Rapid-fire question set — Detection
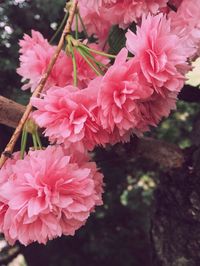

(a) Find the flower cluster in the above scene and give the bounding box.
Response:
[32,14,188,149]
[0,146,103,245]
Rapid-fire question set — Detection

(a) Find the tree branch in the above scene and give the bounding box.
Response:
[0,96,25,128]
[115,136,184,169]
[135,137,184,168]
[0,95,184,169]
[0,0,78,169]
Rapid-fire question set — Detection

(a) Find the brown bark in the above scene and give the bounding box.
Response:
[136,137,184,169]
[151,113,200,266]
[151,146,200,266]
[0,96,25,128]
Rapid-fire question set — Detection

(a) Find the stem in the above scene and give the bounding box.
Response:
[68,38,78,86]
[20,129,28,159]
[75,12,79,40]
[81,44,117,59]
[50,11,69,44]
[79,47,105,75]
[77,11,89,39]
[20,129,25,156]
[77,47,102,76]
[0,0,78,169]
[72,49,78,86]
[35,130,42,149]
[32,134,38,150]
[79,46,109,69]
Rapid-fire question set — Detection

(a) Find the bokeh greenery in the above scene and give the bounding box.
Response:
[0,1,199,265]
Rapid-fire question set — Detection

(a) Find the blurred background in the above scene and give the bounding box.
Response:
[0,1,199,265]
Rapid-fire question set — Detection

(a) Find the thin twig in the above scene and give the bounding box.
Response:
[50,11,69,44]
[0,0,78,169]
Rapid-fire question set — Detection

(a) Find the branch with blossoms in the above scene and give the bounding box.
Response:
[0,0,199,246]
[0,95,184,169]
[0,0,78,168]
[1,84,199,129]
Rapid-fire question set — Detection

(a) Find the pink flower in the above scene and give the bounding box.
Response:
[135,91,177,132]
[0,145,103,246]
[126,14,188,95]
[18,30,49,54]
[97,48,153,136]
[78,0,116,11]
[17,30,73,92]
[102,0,168,29]
[169,0,200,58]
[0,153,20,232]
[31,84,109,150]
[78,0,103,12]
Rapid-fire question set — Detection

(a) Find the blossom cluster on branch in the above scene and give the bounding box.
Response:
[0,0,200,246]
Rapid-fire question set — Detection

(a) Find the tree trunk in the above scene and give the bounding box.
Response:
[152,145,200,266]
